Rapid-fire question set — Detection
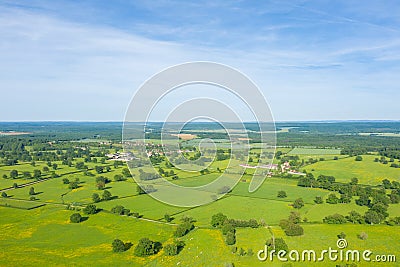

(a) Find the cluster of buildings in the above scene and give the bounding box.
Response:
[239,162,305,177]
[106,152,135,161]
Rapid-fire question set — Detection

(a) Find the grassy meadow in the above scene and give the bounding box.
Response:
[0,138,399,266]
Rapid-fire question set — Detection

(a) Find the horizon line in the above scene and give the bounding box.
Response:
[0,119,400,123]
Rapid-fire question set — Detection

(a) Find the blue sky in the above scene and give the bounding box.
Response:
[0,0,399,121]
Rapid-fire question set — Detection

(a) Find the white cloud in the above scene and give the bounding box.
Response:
[0,2,399,121]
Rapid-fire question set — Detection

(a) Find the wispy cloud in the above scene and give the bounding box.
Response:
[0,1,399,121]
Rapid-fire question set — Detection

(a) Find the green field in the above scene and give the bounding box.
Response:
[288,147,341,155]
[1,137,399,266]
[304,155,400,185]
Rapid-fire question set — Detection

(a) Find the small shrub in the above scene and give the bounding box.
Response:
[277,191,287,198]
[112,239,126,252]
[70,213,82,223]
[358,232,368,240]
[133,238,161,257]
[225,231,236,245]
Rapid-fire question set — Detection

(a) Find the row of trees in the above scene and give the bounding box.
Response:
[323,209,400,226]
[211,213,261,246]
[113,237,185,256]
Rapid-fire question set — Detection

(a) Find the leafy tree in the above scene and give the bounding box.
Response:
[350,177,358,185]
[70,213,82,223]
[92,193,101,203]
[10,170,18,179]
[30,196,36,201]
[386,217,400,226]
[95,166,104,174]
[113,161,119,169]
[112,239,126,252]
[83,204,98,214]
[122,168,132,177]
[326,193,339,204]
[277,191,287,198]
[222,223,235,235]
[33,169,41,179]
[355,195,371,206]
[174,222,194,237]
[355,156,363,161]
[136,185,145,195]
[293,198,304,209]
[96,176,110,184]
[23,172,31,179]
[62,178,70,184]
[102,190,112,201]
[111,205,130,215]
[225,231,236,245]
[288,212,301,224]
[2,174,7,179]
[314,196,323,204]
[370,203,389,219]
[390,192,400,204]
[164,214,173,222]
[346,210,363,224]
[323,214,347,224]
[96,181,105,190]
[382,179,392,189]
[52,163,58,170]
[337,232,346,239]
[358,232,368,240]
[164,240,185,256]
[69,181,79,189]
[284,223,304,236]
[42,166,49,172]
[12,183,18,189]
[279,213,304,236]
[218,186,231,194]
[133,238,161,257]
[339,194,352,204]
[114,174,125,182]
[143,185,156,193]
[266,237,288,252]
[75,162,86,170]
[1,192,7,198]
[29,187,35,195]
[211,213,228,227]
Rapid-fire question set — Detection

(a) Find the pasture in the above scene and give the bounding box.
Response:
[304,155,400,185]
[288,147,341,155]
[1,138,399,267]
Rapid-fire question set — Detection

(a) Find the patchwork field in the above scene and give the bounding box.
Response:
[1,132,399,266]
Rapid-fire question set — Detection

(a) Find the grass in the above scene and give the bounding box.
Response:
[174,195,295,227]
[1,144,400,266]
[288,147,341,155]
[230,177,331,203]
[0,205,174,267]
[0,197,44,209]
[304,155,400,185]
